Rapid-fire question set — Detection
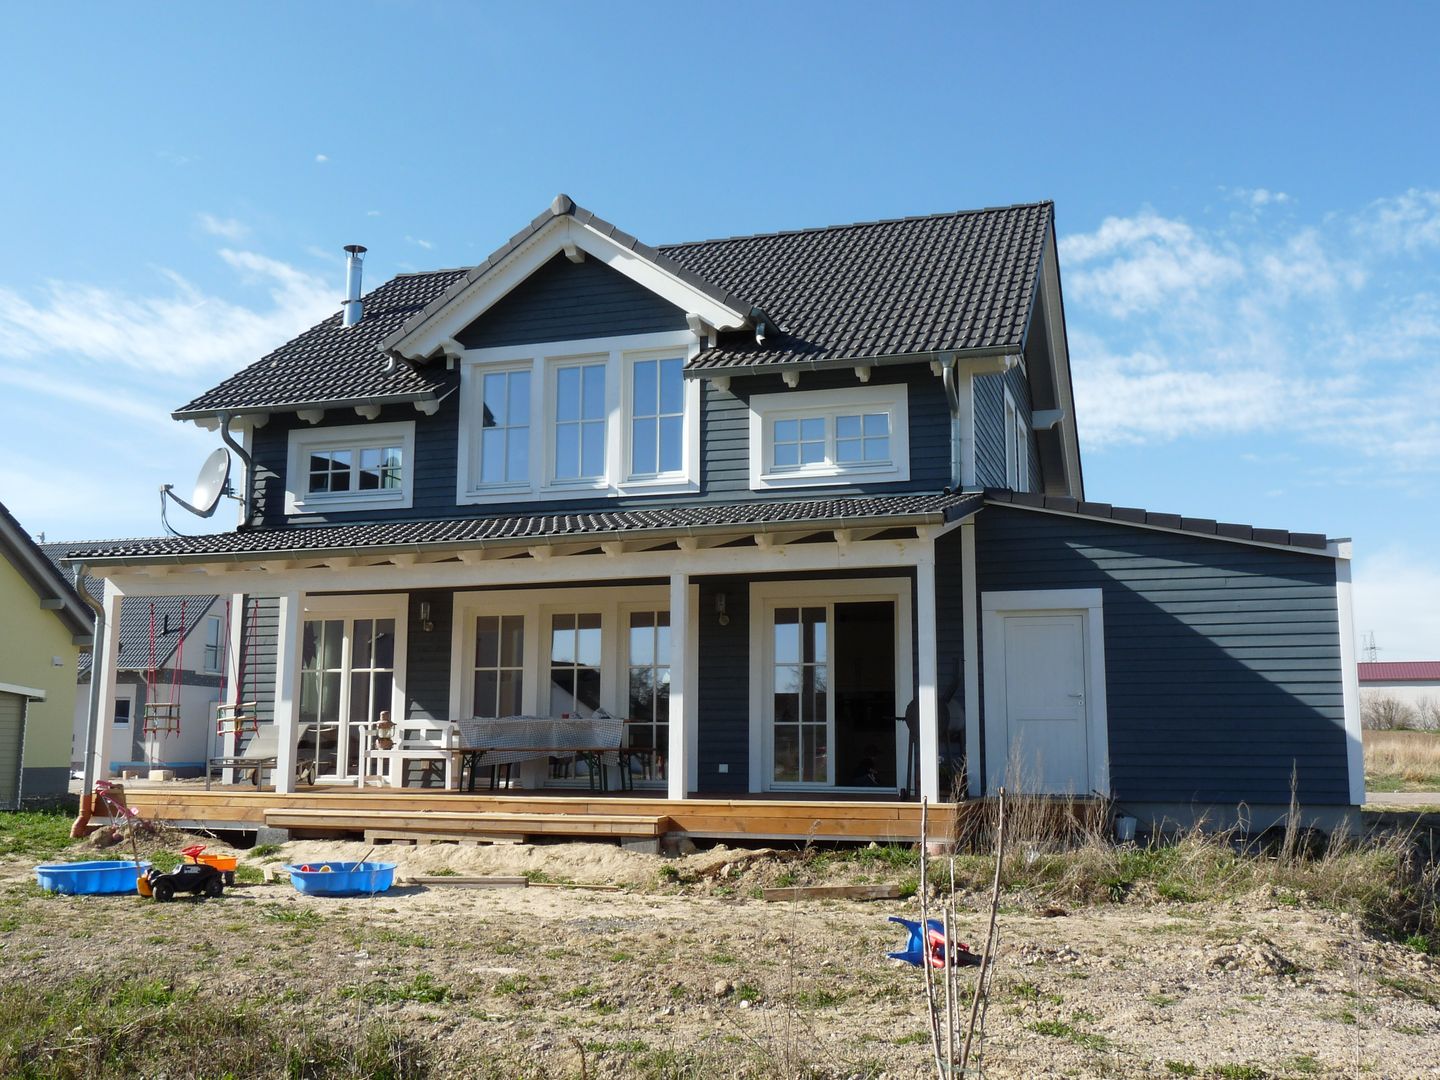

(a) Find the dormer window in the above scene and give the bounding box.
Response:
[457,329,700,504]
[748,385,910,490]
[285,420,416,514]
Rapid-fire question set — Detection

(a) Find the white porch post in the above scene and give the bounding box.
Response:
[668,572,691,801]
[916,546,941,802]
[88,580,123,783]
[273,591,304,794]
[961,521,982,798]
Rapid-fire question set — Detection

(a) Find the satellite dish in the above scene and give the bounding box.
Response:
[162,448,232,519]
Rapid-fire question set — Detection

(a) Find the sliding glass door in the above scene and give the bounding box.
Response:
[299,601,403,782]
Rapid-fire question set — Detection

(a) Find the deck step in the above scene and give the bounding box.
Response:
[265,807,671,839]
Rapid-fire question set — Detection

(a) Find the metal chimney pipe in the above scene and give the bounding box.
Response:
[342,244,367,327]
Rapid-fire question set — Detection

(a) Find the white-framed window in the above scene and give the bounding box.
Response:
[202,615,223,673]
[477,367,531,488]
[629,356,685,478]
[456,330,701,504]
[551,360,608,483]
[1004,388,1028,493]
[747,385,910,490]
[113,695,132,727]
[285,420,416,514]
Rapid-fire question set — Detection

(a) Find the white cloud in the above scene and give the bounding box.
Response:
[405,235,434,250]
[366,209,382,217]
[1062,193,1440,475]
[315,153,329,163]
[197,213,249,241]
[0,250,334,378]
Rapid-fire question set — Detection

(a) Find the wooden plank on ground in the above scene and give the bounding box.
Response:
[761,884,905,902]
[403,875,528,889]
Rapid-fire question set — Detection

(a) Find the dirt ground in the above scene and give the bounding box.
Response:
[4,834,1439,1079]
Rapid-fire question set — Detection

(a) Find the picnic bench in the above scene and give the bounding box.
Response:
[452,715,642,792]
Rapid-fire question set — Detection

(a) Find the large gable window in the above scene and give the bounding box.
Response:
[285,420,416,514]
[457,330,700,504]
[553,361,607,482]
[480,369,530,486]
[748,385,910,490]
[630,357,684,477]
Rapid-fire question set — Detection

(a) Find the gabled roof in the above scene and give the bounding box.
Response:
[40,541,220,675]
[175,197,1054,417]
[663,202,1053,371]
[1358,662,1440,683]
[0,502,94,640]
[68,492,985,564]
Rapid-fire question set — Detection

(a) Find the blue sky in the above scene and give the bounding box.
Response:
[0,2,1436,657]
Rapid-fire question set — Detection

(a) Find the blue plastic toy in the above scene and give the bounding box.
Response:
[35,860,151,895]
[281,861,396,897]
[887,916,978,968]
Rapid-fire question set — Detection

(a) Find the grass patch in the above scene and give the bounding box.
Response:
[1026,1019,1110,1051]
[343,973,450,1005]
[0,974,427,1078]
[0,812,77,860]
[261,907,323,926]
[1164,1064,1199,1077]
[233,864,264,885]
[249,842,282,858]
[1364,729,1440,792]
[1210,1066,1266,1080]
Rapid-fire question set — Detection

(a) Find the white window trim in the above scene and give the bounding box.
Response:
[1003,387,1019,491]
[980,588,1109,797]
[285,420,416,515]
[747,577,914,794]
[448,585,669,723]
[747,385,910,491]
[456,330,700,504]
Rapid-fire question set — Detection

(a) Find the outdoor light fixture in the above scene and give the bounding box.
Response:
[419,601,434,632]
[715,592,729,626]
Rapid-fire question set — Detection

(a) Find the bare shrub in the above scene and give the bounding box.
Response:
[1363,692,1417,731]
[1415,697,1440,733]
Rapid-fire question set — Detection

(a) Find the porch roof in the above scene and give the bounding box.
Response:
[66,491,984,566]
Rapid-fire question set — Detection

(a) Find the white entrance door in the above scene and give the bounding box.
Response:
[999,614,1088,793]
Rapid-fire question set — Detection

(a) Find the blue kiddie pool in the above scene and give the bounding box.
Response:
[35,860,150,895]
[281,861,396,897]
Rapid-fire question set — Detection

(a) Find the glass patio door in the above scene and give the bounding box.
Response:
[771,606,830,786]
[299,616,396,781]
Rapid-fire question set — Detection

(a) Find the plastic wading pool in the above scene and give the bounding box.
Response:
[281,862,397,897]
[35,861,151,895]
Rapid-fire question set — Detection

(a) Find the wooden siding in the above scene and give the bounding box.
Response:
[406,590,452,724]
[455,253,689,349]
[970,507,1347,806]
[697,576,750,793]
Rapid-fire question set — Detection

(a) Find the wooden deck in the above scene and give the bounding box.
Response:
[108,783,957,843]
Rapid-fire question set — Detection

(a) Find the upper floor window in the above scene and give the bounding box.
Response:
[1004,388,1029,492]
[480,368,530,486]
[457,330,700,505]
[748,385,910,490]
[631,357,684,477]
[553,361,607,482]
[285,420,416,514]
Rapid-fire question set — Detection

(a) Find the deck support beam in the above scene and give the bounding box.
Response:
[668,571,692,800]
[88,581,124,783]
[273,590,304,795]
[916,544,940,802]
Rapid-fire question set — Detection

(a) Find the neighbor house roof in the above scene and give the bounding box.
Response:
[1358,662,1440,683]
[0,502,94,640]
[67,492,987,564]
[41,541,219,676]
[175,197,1053,416]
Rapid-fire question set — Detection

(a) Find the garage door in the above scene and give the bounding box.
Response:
[0,692,23,809]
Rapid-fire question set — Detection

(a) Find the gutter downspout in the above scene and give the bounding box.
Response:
[219,414,256,527]
[71,562,104,838]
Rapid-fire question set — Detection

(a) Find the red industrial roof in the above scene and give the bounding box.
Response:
[1358,662,1440,682]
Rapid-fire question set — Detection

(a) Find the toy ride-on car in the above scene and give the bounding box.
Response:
[144,857,225,902]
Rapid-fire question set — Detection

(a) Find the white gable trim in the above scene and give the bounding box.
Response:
[389,217,749,362]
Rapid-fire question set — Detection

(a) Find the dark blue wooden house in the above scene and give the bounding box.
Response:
[75,196,1362,839]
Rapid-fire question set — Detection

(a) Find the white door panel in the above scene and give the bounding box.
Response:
[1001,614,1088,794]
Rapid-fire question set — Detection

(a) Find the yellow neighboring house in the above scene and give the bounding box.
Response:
[0,502,94,808]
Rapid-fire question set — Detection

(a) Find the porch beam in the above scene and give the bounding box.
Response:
[668,572,692,800]
[273,590,304,795]
[88,580,124,783]
[98,536,937,596]
[915,545,940,802]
